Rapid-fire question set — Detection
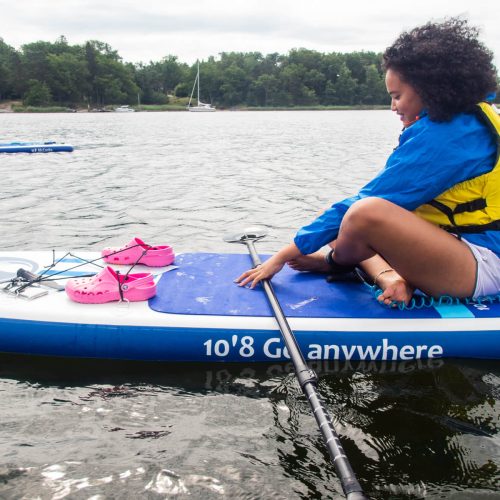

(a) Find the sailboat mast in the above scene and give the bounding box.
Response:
[188,62,198,108]
[197,61,200,105]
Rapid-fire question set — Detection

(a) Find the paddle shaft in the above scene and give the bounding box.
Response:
[244,240,368,500]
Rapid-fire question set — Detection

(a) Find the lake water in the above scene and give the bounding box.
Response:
[0,111,498,499]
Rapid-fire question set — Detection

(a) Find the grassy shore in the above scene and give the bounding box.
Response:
[11,104,77,113]
[233,104,389,111]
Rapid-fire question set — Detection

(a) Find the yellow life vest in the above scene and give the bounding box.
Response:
[414,102,500,233]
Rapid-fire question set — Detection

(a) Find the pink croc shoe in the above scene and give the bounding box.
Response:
[101,237,175,267]
[66,266,156,304]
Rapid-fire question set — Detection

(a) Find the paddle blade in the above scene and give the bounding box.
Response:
[223,226,268,244]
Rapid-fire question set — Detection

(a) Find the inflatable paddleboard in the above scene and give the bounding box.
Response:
[0,251,498,362]
[0,142,74,153]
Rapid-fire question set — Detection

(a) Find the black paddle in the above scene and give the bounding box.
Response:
[224,227,368,500]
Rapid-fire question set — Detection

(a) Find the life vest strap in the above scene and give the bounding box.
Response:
[427,200,456,225]
[453,198,487,214]
[426,197,489,226]
[441,219,500,233]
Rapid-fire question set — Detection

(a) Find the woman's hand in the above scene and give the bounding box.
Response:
[235,258,285,288]
[235,243,302,289]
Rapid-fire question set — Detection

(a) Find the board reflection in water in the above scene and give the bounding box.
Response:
[0,355,497,498]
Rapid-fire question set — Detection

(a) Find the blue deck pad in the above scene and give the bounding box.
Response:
[150,253,445,319]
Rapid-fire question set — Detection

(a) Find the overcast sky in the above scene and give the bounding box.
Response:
[1,0,499,66]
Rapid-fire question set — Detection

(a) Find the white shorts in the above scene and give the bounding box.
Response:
[462,238,500,299]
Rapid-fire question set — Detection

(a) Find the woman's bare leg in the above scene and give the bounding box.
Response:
[332,197,477,298]
[288,246,415,304]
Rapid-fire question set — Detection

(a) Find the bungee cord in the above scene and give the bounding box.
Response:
[1,244,154,298]
[367,282,500,310]
[350,268,500,309]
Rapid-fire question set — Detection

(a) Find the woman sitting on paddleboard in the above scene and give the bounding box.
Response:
[237,18,500,306]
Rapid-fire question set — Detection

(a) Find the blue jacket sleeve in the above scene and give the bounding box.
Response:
[294,113,496,255]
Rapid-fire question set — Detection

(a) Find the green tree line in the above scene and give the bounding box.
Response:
[0,36,390,108]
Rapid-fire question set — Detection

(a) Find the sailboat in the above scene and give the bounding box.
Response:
[187,61,216,112]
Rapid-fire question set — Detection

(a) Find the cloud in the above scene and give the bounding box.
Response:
[1,0,498,65]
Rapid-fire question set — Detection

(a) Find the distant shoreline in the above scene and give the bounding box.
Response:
[0,101,391,113]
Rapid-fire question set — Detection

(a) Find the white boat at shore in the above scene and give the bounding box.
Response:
[187,61,216,112]
[115,105,135,113]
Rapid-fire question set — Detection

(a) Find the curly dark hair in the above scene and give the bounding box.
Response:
[383,18,498,121]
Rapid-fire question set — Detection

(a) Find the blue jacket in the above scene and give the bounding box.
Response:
[294,111,499,257]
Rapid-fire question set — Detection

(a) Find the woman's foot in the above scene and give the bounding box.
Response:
[287,252,331,273]
[376,270,414,306]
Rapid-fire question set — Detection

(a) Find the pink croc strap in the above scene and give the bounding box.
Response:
[115,269,153,301]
